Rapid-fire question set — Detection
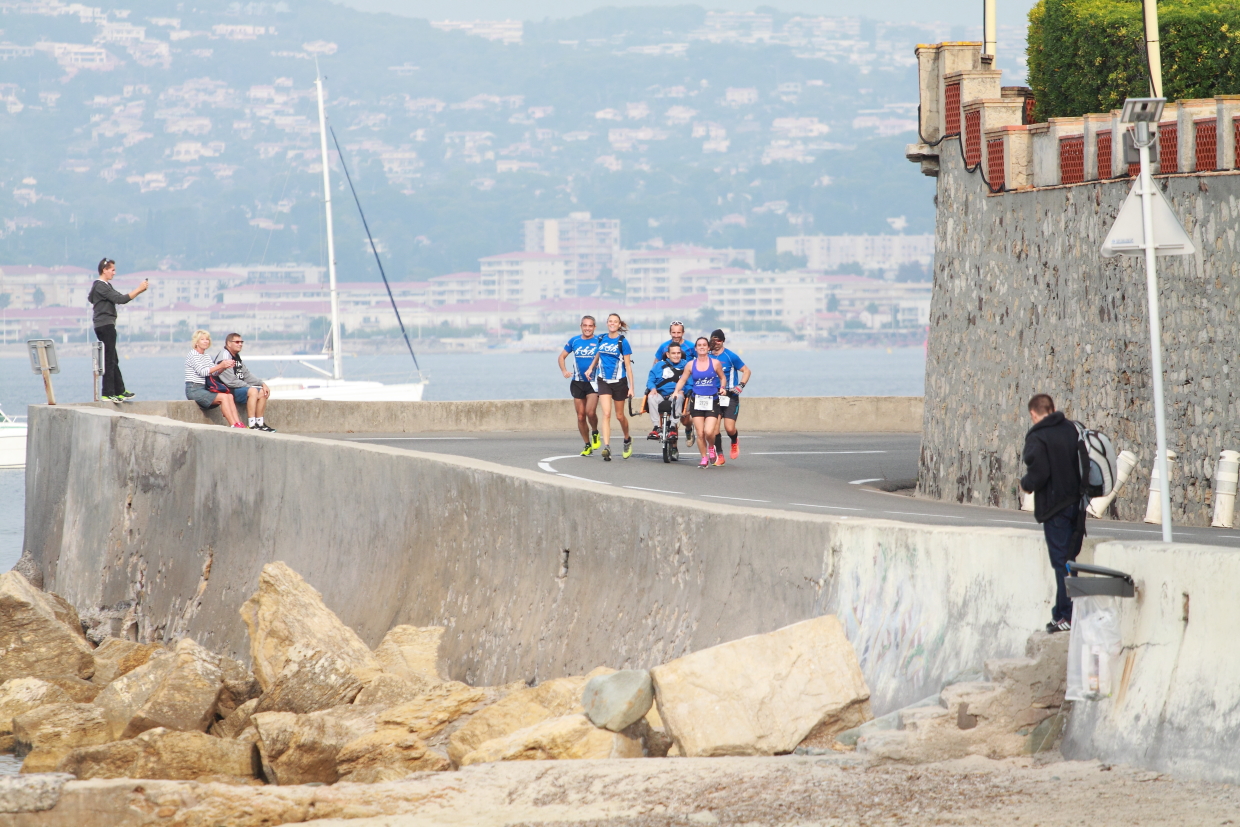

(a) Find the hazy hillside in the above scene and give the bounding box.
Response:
[0,0,961,280]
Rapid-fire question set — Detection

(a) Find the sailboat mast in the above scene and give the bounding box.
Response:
[315,68,344,381]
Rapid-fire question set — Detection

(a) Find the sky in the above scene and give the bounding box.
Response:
[336,0,1041,29]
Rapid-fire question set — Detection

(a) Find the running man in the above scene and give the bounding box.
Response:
[644,342,690,440]
[672,337,727,467]
[652,321,688,364]
[709,329,752,460]
[584,313,634,461]
[558,315,602,456]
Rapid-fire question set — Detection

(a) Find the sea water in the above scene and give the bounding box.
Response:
[0,346,925,570]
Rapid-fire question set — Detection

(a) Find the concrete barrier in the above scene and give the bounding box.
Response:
[28,405,1039,717]
[75,395,923,434]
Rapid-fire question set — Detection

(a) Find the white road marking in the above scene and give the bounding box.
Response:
[702,494,770,503]
[752,451,887,455]
[882,510,966,519]
[849,478,883,485]
[624,486,685,494]
[538,454,586,474]
[988,519,1038,525]
[348,436,479,441]
[790,503,863,511]
[558,474,612,485]
[1087,526,1162,534]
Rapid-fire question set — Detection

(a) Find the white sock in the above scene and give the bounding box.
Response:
[249,418,257,427]
[257,417,264,426]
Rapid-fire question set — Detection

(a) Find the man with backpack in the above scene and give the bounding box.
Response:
[1019,393,1086,633]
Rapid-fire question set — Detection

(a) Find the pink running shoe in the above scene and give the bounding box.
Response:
[232,422,247,428]
[698,456,710,468]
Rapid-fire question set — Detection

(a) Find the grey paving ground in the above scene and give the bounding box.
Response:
[309,430,1240,549]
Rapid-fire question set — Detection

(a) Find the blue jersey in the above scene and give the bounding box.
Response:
[654,338,690,363]
[646,356,688,395]
[563,335,599,381]
[595,334,632,382]
[713,347,747,388]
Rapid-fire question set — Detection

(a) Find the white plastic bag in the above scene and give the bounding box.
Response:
[1065,595,1123,701]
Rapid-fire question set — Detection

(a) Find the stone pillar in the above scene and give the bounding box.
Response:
[1082,113,1112,180]
[985,125,1032,190]
[1030,117,1084,187]
[1215,96,1240,170]
[1175,98,1215,172]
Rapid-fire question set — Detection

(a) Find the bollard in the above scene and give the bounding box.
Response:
[1212,450,1240,528]
[1143,450,1178,525]
[1087,450,1139,518]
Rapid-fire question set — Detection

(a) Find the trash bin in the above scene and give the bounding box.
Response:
[1065,563,1135,702]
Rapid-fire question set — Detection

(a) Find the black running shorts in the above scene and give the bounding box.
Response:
[686,393,721,418]
[720,393,741,421]
[569,379,598,400]
[596,377,629,401]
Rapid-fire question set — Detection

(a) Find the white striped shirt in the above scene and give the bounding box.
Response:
[184,350,214,384]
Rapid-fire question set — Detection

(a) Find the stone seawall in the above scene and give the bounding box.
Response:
[920,144,1240,525]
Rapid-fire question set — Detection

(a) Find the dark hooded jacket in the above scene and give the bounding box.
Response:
[1020,411,1081,523]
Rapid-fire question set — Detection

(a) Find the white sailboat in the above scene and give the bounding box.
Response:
[249,66,426,402]
[0,406,27,470]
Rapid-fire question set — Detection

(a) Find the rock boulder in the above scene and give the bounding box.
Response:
[252,704,378,785]
[239,561,382,692]
[93,638,223,740]
[251,644,364,714]
[13,703,111,771]
[582,669,654,732]
[0,679,73,750]
[56,727,258,781]
[0,572,95,683]
[336,730,452,782]
[458,714,643,766]
[650,615,871,757]
[374,625,446,684]
[89,639,165,687]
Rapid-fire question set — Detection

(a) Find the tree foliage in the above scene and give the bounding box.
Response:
[1027,0,1240,121]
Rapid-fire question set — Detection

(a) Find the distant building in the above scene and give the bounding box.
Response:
[776,234,934,272]
[619,246,755,301]
[479,252,572,305]
[523,212,620,283]
[427,272,482,306]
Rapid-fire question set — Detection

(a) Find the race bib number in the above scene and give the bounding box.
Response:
[693,394,715,412]
[718,394,730,406]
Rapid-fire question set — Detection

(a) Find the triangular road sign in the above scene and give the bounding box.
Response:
[1101,178,1196,257]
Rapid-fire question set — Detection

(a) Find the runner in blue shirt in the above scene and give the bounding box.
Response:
[652,321,688,364]
[584,313,634,461]
[672,337,727,468]
[643,341,691,442]
[709,329,752,460]
[557,315,601,456]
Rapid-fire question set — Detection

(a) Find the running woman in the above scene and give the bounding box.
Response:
[558,315,602,456]
[584,313,634,461]
[672,337,727,467]
[652,321,688,364]
[709,328,752,460]
[644,342,690,440]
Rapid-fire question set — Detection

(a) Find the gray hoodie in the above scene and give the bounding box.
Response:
[86,279,133,327]
[212,349,264,390]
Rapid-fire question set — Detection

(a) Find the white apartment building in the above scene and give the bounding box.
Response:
[620,246,755,301]
[697,270,819,325]
[776,234,934,272]
[522,212,620,282]
[428,272,481,306]
[479,253,572,305]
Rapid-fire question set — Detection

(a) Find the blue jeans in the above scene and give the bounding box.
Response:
[1044,502,1084,622]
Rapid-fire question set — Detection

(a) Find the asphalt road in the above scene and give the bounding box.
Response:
[311,430,1240,549]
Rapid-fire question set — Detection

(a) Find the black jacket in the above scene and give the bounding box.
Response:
[87,279,133,328]
[1020,411,1081,523]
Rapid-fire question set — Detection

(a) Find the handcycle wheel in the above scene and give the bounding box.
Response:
[662,440,671,463]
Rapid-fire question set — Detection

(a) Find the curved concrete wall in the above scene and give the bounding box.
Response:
[75,395,923,434]
[28,405,1043,716]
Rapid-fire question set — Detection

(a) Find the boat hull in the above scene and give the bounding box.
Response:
[0,424,28,469]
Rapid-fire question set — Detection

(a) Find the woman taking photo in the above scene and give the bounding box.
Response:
[584,313,634,461]
[184,330,245,428]
[672,337,727,468]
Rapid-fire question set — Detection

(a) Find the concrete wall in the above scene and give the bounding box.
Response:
[919,141,1240,525]
[74,395,923,434]
[27,406,1043,717]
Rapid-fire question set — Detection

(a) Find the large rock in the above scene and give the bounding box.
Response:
[42,676,101,703]
[0,572,95,682]
[375,625,446,684]
[13,703,111,771]
[56,727,258,781]
[239,561,382,692]
[582,669,654,732]
[447,668,613,765]
[650,615,872,757]
[0,679,73,750]
[336,730,452,782]
[252,705,378,785]
[217,655,261,715]
[211,698,259,740]
[89,638,165,687]
[377,681,521,749]
[458,714,643,766]
[354,672,434,709]
[93,637,223,739]
[251,644,363,714]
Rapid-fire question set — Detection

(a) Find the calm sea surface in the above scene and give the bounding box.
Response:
[0,346,925,570]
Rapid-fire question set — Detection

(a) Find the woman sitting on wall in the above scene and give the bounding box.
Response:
[184,330,245,428]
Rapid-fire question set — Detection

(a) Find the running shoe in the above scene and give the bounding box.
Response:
[231,422,247,429]
[698,456,710,468]
[647,428,661,440]
[602,446,612,461]
[622,438,633,459]
[714,451,726,467]
[106,395,123,403]
[580,443,593,456]
[119,390,136,401]
[669,427,678,438]
[258,423,276,432]
[1046,619,1071,634]
[591,431,601,450]
[707,446,717,464]
[730,440,739,460]
[686,427,695,447]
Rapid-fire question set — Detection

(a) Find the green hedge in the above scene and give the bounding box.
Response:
[1027,0,1240,121]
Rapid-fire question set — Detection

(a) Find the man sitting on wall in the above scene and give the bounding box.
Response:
[215,332,275,432]
[1019,393,1083,633]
